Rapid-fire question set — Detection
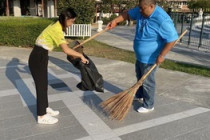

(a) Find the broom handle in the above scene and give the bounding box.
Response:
[73,28,109,49]
[135,30,188,87]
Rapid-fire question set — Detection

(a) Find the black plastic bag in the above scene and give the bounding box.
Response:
[67,51,104,92]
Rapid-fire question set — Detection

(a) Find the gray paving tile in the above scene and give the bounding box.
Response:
[76,137,92,140]
[81,93,102,111]
[103,81,124,94]
[49,66,69,75]
[172,125,210,140]
[119,111,210,140]
[48,85,71,95]
[30,123,60,135]
[48,100,67,109]
[30,129,63,140]
[2,114,35,129]
[0,107,31,120]
[57,107,73,117]
[48,58,80,74]
[60,77,81,92]
[50,82,68,89]
[0,100,23,111]
[58,115,81,129]
[29,100,87,137]
[30,120,88,140]
[0,94,21,104]
[0,120,3,130]
[66,104,94,116]
[4,124,32,140]
[47,77,79,95]
[83,92,197,129]
[60,125,89,140]
[0,129,5,140]
[0,71,17,90]
[48,57,69,66]
[0,58,10,66]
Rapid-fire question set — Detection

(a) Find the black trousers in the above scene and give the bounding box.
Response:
[28,45,48,116]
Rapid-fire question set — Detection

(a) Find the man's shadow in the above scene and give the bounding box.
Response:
[5,58,37,119]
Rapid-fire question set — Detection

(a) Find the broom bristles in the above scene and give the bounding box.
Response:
[102,93,127,114]
[110,89,138,120]
[107,91,131,114]
[100,90,129,111]
[110,94,134,120]
[100,87,139,121]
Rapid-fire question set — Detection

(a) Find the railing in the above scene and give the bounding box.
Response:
[64,24,91,38]
[169,12,210,51]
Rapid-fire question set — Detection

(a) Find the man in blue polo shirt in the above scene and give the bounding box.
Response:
[107,0,178,113]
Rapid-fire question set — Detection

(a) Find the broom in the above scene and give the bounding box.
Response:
[100,30,188,121]
[72,28,109,50]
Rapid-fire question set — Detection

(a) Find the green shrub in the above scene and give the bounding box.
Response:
[58,0,95,24]
[0,17,54,47]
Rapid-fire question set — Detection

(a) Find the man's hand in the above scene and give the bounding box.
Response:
[106,20,117,30]
[156,55,165,65]
[156,41,176,65]
[106,12,128,30]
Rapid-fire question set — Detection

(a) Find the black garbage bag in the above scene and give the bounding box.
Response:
[67,41,104,92]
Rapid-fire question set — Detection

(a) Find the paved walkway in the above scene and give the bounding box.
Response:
[92,26,210,68]
[0,26,210,140]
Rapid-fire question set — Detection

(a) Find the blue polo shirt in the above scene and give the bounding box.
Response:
[128,6,178,64]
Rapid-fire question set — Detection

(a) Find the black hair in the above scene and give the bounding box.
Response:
[59,8,77,33]
[139,0,156,5]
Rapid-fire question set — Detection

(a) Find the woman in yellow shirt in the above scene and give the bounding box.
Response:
[28,8,88,124]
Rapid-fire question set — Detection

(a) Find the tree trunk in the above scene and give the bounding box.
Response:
[6,0,9,16]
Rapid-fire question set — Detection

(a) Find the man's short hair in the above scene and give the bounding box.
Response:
[139,0,156,5]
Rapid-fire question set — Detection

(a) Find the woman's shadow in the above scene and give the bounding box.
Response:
[5,58,37,119]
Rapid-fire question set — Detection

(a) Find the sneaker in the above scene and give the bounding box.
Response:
[46,107,59,117]
[137,107,154,113]
[38,114,58,124]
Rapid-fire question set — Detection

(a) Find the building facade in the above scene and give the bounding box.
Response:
[157,0,190,12]
[167,0,189,12]
[2,0,57,17]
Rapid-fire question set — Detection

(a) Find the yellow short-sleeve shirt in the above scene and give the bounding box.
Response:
[35,21,67,51]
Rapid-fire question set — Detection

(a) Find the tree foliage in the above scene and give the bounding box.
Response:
[58,0,96,24]
[188,0,210,12]
[157,0,170,12]
[101,0,138,14]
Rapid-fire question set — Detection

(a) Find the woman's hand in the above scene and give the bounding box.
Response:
[81,55,89,64]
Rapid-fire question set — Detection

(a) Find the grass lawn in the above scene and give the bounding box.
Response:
[54,39,210,77]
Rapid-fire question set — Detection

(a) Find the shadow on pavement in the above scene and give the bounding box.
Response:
[5,58,36,119]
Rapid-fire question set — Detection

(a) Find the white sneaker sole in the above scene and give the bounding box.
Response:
[137,107,154,113]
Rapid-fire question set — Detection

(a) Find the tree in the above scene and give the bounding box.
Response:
[188,0,210,12]
[157,0,171,12]
[58,0,96,24]
[101,0,138,14]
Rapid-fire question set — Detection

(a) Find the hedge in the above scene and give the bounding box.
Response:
[0,17,55,47]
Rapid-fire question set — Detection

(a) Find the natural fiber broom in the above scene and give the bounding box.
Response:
[100,30,188,121]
